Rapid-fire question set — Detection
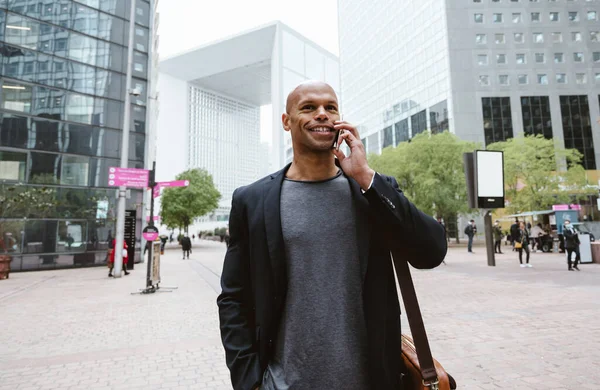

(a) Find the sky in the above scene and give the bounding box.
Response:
[156,0,340,144]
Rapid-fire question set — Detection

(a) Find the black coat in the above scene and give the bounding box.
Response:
[563,227,580,249]
[180,237,192,250]
[217,164,447,390]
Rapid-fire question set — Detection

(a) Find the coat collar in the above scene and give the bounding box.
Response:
[262,162,371,294]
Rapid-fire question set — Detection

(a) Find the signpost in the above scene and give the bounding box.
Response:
[124,210,137,270]
[108,167,149,188]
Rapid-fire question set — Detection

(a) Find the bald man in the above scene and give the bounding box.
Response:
[217,81,447,390]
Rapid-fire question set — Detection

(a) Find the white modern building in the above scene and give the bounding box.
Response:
[338,0,600,170]
[156,21,339,230]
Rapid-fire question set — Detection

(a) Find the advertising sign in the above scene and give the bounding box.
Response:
[474,150,505,209]
[151,242,161,285]
[142,225,159,242]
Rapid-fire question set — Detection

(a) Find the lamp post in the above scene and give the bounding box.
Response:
[113,0,137,278]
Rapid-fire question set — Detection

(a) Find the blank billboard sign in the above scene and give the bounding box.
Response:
[475,150,505,208]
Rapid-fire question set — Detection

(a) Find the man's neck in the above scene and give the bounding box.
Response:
[286,153,339,181]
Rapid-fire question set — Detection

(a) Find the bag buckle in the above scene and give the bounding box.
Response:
[423,379,440,390]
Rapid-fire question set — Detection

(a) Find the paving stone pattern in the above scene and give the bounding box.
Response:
[1,241,599,389]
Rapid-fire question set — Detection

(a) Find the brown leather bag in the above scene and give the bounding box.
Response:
[392,251,457,390]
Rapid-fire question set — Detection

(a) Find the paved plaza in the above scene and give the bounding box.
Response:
[1,240,599,389]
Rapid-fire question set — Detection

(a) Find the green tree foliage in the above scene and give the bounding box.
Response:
[487,135,594,213]
[368,131,478,236]
[160,168,221,232]
[0,182,57,219]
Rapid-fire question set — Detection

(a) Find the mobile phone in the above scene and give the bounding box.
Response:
[332,129,341,149]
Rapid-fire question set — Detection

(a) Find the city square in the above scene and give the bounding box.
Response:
[1,241,599,390]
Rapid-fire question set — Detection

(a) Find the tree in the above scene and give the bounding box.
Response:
[487,135,594,213]
[160,168,221,232]
[368,131,478,241]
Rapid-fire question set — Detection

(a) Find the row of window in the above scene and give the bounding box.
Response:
[0,112,145,161]
[0,79,147,131]
[482,95,597,169]
[475,0,596,2]
[475,31,600,44]
[2,44,147,103]
[2,1,150,49]
[479,72,599,85]
[0,11,149,75]
[477,51,600,64]
[474,10,597,23]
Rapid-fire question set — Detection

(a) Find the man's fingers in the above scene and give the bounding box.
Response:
[338,130,361,148]
[334,121,360,139]
[332,147,346,162]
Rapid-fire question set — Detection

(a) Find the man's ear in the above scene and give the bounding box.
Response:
[282,113,291,132]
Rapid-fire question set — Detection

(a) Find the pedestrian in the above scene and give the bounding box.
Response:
[563,218,581,271]
[192,234,196,240]
[180,233,192,259]
[530,223,545,252]
[169,233,174,243]
[224,227,230,248]
[437,217,447,264]
[510,218,519,251]
[464,219,476,253]
[515,221,532,268]
[217,81,447,390]
[493,220,503,254]
[108,239,130,277]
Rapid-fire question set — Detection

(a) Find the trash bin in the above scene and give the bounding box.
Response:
[0,255,11,280]
[591,242,600,264]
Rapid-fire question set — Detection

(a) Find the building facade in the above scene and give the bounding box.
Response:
[338,0,600,170]
[156,22,339,231]
[0,0,156,271]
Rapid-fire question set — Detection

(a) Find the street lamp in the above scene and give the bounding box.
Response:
[113,0,137,278]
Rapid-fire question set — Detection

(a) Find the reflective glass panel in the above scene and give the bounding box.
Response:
[0,150,27,181]
[0,114,29,149]
[2,81,32,113]
[56,220,87,252]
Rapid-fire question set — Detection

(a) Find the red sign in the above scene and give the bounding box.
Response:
[107,167,149,188]
[152,180,190,198]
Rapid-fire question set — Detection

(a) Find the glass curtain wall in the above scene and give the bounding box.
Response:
[0,0,150,271]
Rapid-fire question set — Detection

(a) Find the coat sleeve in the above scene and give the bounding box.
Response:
[216,189,262,390]
[363,173,447,269]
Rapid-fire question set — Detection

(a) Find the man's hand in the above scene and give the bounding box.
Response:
[332,120,375,190]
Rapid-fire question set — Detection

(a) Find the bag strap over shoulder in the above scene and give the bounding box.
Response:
[391,250,439,387]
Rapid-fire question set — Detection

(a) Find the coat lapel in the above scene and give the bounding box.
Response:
[263,164,290,295]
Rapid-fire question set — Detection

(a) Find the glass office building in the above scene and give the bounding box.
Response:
[0,0,154,271]
[338,0,600,170]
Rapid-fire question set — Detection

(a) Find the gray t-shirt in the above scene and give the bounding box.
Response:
[261,171,369,390]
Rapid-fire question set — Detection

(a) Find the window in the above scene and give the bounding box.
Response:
[495,34,506,44]
[594,52,600,62]
[591,31,599,42]
[475,13,484,23]
[538,74,548,84]
[574,52,584,62]
[535,53,546,63]
[556,73,567,83]
[514,33,524,43]
[1,82,32,112]
[534,33,544,43]
[429,100,449,134]
[516,53,526,64]
[476,34,487,44]
[473,0,482,2]
[569,12,579,21]
[530,0,539,2]
[552,32,563,43]
[499,75,510,85]
[560,95,596,169]
[481,97,514,145]
[576,73,587,84]
[554,53,565,63]
[478,55,488,65]
[492,0,500,2]
[588,11,597,20]
[531,12,541,22]
[513,13,522,23]
[521,96,553,139]
[410,110,427,137]
[595,73,600,83]
[395,119,409,144]
[0,151,27,181]
[497,54,507,64]
[479,75,490,86]
[518,74,529,84]
[572,32,582,42]
[550,12,559,21]
[493,13,503,23]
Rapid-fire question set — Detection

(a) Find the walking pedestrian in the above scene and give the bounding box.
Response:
[217,81,447,390]
[181,233,192,259]
[493,220,503,254]
[563,218,581,271]
[108,239,130,277]
[515,222,532,268]
[464,219,476,253]
[510,218,519,251]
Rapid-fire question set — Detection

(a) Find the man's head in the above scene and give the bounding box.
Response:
[495,220,499,225]
[564,218,571,226]
[282,81,340,156]
[470,219,475,225]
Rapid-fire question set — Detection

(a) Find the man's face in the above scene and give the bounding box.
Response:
[282,83,340,154]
